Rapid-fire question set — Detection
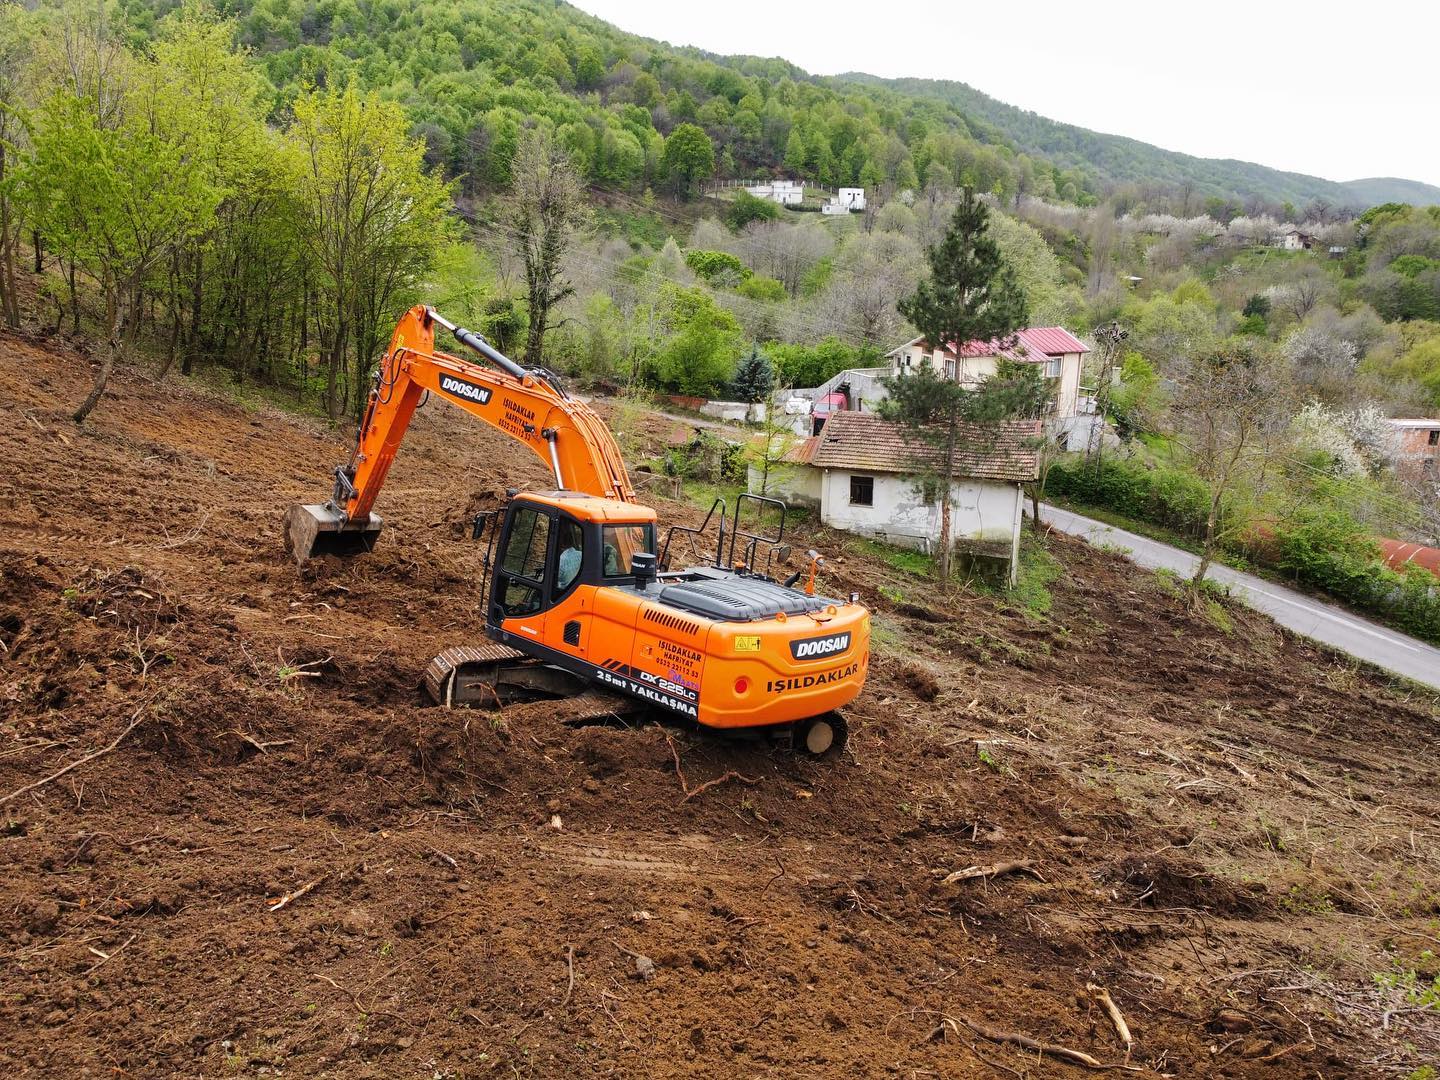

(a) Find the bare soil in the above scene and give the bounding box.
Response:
[2,330,1438,1078]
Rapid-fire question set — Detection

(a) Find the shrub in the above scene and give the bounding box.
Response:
[683,249,750,286]
[1046,457,1216,539]
[1273,506,1440,644]
[724,190,780,231]
[735,274,786,302]
[766,337,880,389]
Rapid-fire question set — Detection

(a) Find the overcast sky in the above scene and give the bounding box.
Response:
[572,0,1439,188]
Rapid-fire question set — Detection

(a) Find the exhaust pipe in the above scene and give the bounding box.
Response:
[284,503,383,564]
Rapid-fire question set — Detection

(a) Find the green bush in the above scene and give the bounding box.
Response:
[1046,457,1216,539]
[1273,506,1440,645]
[683,249,750,286]
[766,337,880,389]
[735,274,786,302]
[725,190,780,231]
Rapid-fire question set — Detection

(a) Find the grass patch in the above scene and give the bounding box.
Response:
[848,537,933,578]
[1375,950,1440,1009]
[1009,538,1062,615]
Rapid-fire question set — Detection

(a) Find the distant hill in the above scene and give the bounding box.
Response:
[1341,177,1440,207]
[112,0,1434,214]
[834,72,1432,210]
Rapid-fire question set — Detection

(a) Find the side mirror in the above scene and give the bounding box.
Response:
[471,512,492,541]
[631,551,658,592]
[775,544,793,564]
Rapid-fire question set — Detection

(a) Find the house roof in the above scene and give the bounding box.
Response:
[809,411,1041,483]
[887,327,1090,361]
[786,435,820,464]
[1014,327,1090,356]
[1387,418,1440,428]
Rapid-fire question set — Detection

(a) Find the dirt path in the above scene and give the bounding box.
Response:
[2,331,1438,1077]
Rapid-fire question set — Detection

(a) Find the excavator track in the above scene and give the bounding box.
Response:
[423,644,634,722]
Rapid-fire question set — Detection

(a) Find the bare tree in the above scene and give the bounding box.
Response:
[511,128,587,367]
[814,230,922,346]
[737,219,832,297]
[1270,263,1332,321]
[1169,342,1293,589]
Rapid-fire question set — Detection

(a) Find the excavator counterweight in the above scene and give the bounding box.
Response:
[286,305,870,753]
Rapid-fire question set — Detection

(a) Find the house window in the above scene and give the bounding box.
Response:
[849,475,874,506]
[944,358,957,380]
[1429,429,1439,446]
[1044,357,1062,379]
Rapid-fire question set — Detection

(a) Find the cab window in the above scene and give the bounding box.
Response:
[498,508,551,618]
[555,519,584,592]
[501,508,551,581]
[602,523,655,577]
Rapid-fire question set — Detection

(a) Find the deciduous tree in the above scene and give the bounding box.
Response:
[1168,341,1292,589]
[285,85,452,417]
[663,123,714,198]
[508,128,588,367]
[20,79,218,421]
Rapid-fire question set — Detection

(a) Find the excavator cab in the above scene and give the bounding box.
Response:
[483,491,657,628]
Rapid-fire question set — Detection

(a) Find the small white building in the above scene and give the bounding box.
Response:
[745,179,804,206]
[821,187,866,215]
[1272,229,1317,251]
[757,411,1040,584]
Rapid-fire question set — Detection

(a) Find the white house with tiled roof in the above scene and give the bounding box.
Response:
[753,411,1041,583]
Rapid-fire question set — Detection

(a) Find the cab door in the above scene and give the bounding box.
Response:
[490,503,593,661]
[490,503,556,645]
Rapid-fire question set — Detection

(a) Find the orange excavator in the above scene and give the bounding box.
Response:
[285,305,869,755]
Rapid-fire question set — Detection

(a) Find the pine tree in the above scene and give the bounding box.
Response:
[731,345,775,405]
[883,187,1030,585]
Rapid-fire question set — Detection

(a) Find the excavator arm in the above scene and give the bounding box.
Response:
[286,304,634,561]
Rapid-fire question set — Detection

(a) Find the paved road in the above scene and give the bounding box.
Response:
[1040,504,1440,692]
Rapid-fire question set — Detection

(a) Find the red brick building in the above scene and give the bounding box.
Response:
[1386,419,1440,482]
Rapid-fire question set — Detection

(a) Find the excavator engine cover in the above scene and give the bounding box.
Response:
[284,503,383,563]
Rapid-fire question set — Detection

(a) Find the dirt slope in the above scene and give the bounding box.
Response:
[2,331,1438,1078]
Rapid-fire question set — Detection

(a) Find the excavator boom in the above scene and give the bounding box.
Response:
[286,305,633,561]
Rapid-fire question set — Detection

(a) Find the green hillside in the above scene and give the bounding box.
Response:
[1341,177,1440,207]
[832,72,1384,209]
[111,0,1416,213]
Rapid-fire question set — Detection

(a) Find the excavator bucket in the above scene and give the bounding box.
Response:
[284,504,383,563]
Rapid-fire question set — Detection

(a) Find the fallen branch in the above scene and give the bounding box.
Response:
[940,859,1042,885]
[1255,1042,1312,1063]
[229,732,294,755]
[85,932,137,973]
[683,770,760,802]
[959,1015,1142,1071]
[657,725,759,802]
[268,875,326,912]
[0,701,152,807]
[159,509,212,550]
[562,944,576,1007]
[1087,983,1135,1059]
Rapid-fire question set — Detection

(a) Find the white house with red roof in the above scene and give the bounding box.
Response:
[884,326,1090,419]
